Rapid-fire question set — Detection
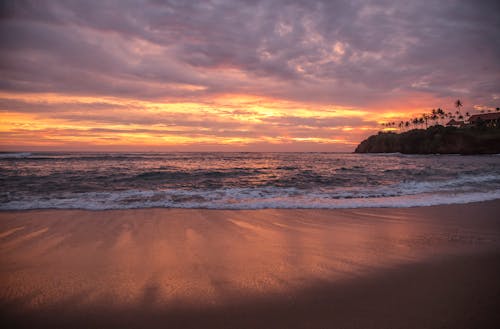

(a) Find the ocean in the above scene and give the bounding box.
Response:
[1,152,500,210]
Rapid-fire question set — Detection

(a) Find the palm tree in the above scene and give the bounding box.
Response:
[412,117,419,129]
[437,108,445,125]
[422,114,429,128]
[430,109,438,126]
[455,99,463,116]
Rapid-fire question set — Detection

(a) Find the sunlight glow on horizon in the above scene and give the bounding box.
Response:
[1,1,497,151]
[1,90,493,152]
[0,91,394,151]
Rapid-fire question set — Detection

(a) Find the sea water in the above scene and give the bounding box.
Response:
[1,152,500,210]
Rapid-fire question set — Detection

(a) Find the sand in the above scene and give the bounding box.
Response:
[1,201,500,328]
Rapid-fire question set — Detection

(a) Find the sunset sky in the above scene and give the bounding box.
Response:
[1,0,499,152]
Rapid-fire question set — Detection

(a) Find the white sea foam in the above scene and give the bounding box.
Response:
[394,174,500,194]
[2,152,499,210]
[1,188,499,210]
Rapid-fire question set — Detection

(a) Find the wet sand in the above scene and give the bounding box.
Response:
[1,201,500,328]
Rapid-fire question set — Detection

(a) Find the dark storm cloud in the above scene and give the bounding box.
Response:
[1,0,499,107]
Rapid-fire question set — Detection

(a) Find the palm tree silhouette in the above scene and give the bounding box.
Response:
[437,108,445,125]
[422,114,429,128]
[431,109,438,126]
[455,99,463,116]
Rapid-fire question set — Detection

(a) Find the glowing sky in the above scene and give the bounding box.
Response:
[1,0,499,151]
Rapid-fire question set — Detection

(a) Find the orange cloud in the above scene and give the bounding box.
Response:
[0,88,482,152]
[0,91,386,151]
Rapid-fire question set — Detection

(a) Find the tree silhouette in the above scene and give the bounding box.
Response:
[455,99,463,116]
[380,100,494,135]
[437,108,445,125]
[431,109,438,125]
[422,114,429,128]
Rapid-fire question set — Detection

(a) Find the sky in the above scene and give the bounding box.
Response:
[0,0,499,152]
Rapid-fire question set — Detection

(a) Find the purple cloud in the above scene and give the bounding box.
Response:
[0,0,498,108]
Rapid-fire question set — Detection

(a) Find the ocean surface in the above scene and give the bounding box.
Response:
[1,152,500,210]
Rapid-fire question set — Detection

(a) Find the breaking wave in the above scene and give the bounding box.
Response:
[1,152,500,210]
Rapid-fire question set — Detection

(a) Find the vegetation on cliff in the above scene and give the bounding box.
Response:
[356,100,500,154]
[379,99,499,132]
[355,125,500,154]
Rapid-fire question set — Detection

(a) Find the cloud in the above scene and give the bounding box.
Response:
[1,0,498,107]
[0,0,498,151]
[261,115,376,128]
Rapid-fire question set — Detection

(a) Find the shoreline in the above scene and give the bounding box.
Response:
[2,197,500,213]
[1,200,500,328]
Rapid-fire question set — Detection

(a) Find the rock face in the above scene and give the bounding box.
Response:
[355,126,500,154]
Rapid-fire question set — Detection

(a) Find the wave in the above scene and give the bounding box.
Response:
[2,152,499,210]
[0,152,189,161]
[0,152,32,158]
[0,154,162,161]
[1,186,499,210]
[395,173,500,194]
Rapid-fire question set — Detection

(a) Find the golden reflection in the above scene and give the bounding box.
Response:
[0,207,476,308]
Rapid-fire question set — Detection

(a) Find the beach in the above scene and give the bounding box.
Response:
[1,200,500,328]
[2,0,499,327]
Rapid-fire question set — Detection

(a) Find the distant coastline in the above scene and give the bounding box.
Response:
[355,125,500,154]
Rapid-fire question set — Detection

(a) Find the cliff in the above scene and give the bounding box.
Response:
[355,125,500,154]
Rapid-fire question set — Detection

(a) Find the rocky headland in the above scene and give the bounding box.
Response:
[355,125,500,154]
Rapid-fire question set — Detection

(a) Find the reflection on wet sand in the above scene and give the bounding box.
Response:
[1,202,499,314]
